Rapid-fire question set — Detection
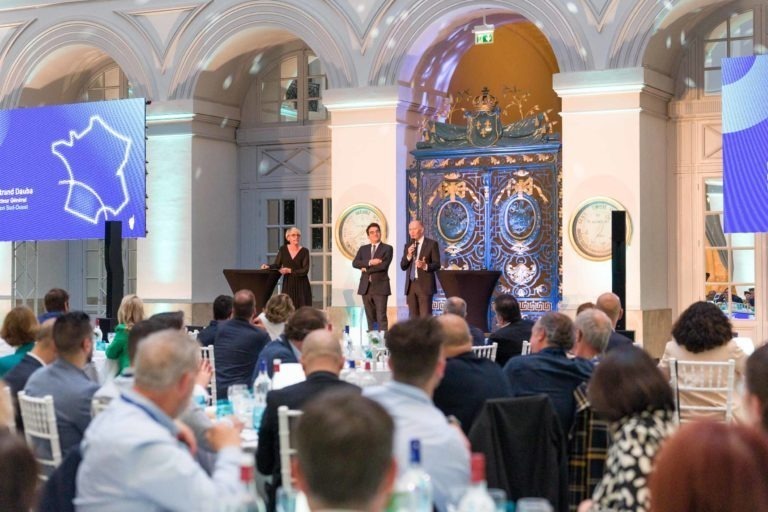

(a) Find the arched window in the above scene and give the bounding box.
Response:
[258,51,326,123]
[703,10,755,94]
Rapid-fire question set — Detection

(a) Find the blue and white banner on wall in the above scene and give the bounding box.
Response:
[0,98,146,242]
[722,55,768,233]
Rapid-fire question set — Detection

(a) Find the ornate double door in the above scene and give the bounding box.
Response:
[408,145,561,317]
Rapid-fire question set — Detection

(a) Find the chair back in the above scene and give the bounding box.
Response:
[521,340,531,355]
[278,405,304,492]
[17,391,62,477]
[669,358,736,424]
[471,342,498,362]
[91,396,112,417]
[200,345,217,405]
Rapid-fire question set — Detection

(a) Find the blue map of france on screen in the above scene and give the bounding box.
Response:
[0,98,146,242]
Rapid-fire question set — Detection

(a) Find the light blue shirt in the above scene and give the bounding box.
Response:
[75,388,242,512]
[364,381,469,512]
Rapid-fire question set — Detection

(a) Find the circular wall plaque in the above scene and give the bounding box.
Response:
[569,197,632,261]
[335,203,388,260]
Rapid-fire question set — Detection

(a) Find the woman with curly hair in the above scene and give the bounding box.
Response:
[0,306,39,378]
[105,294,145,375]
[658,301,746,421]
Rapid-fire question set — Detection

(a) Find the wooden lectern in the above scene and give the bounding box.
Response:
[436,270,502,332]
[223,269,280,314]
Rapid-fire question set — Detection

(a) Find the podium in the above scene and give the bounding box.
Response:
[223,269,280,314]
[436,270,501,332]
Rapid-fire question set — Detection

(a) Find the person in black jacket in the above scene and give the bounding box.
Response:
[256,329,360,511]
[197,295,232,347]
[488,294,534,366]
[352,222,393,331]
[400,220,441,318]
[595,292,634,351]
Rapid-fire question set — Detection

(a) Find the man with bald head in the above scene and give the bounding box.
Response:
[400,220,441,318]
[433,314,510,433]
[256,329,360,511]
[595,292,633,351]
[214,289,271,399]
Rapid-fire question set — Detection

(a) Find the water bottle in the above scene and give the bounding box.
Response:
[93,322,104,350]
[356,361,378,388]
[391,439,433,512]
[343,325,353,358]
[229,454,266,512]
[340,359,356,383]
[252,360,271,429]
[456,453,495,512]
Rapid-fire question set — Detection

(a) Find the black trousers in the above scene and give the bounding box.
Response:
[362,293,389,330]
[406,284,433,319]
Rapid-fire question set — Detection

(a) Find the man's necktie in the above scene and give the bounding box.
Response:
[371,244,377,260]
[410,242,419,280]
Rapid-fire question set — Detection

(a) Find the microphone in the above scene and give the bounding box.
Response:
[410,238,418,247]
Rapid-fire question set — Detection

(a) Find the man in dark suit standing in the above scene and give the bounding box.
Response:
[213,289,270,399]
[352,222,393,331]
[400,220,441,318]
[256,329,360,511]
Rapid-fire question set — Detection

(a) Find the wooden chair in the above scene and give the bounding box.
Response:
[278,405,304,492]
[200,345,217,405]
[669,358,736,424]
[17,391,62,478]
[471,342,498,362]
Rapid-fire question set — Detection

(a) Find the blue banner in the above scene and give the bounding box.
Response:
[0,98,146,241]
[722,55,768,233]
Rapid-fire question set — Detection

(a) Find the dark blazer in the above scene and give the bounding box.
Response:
[470,326,487,346]
[197,320,220,347]
[352,242,393,295]
[4,353,43,431]
[488,319,535,367]
[399,237,441,295]
[607,331,634,352]
[255,335,299,380]
[256,372,360,511]
[433,351,511,433]
[214,318,270,399]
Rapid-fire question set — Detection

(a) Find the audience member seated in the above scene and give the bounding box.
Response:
[0,306,39,378]
[488,294,534,366]
[24,312,99,456]
[658,300,746,421]
[256,293,295,341]
[214,289,271,399]
[649,422,768,512]
[257,329,360,511]
[39,287,69,323]
[443,296,486,346]
[566,309,613,510]
[256,306,328,379]
[365,317,469,512]
[295,392,396,512]
[150,310,186,330]
[4,318,57,431]
[75,330,243,510]
[197,294,232,347]
[571,309,612,363]
[433,314,510,433]
[745,344,768,432]
[0,428,38,512]
[575,302,595,315]
[503,312,593,434]
[105,294,145,375]
[594,292,633,351]
[579,346,675,512]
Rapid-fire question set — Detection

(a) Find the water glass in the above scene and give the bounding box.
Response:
[216,399,233,419]
[252,404,266,430]
[488,489,507,512]
[276,487,297,512]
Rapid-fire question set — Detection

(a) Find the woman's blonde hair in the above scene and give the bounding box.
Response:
[285,227,301,240]
[265,294,296,324]
[0,306,38,347]
[118,294,145,328]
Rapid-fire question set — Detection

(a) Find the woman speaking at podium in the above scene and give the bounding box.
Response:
[261,227,312,308]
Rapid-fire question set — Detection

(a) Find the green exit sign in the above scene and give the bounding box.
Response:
[475,31,494,45]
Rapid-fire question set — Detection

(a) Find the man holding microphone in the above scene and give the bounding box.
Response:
[400,220,441,318]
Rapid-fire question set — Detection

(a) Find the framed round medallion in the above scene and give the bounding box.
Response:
[569,197,633,261]
[335,203,388,260]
